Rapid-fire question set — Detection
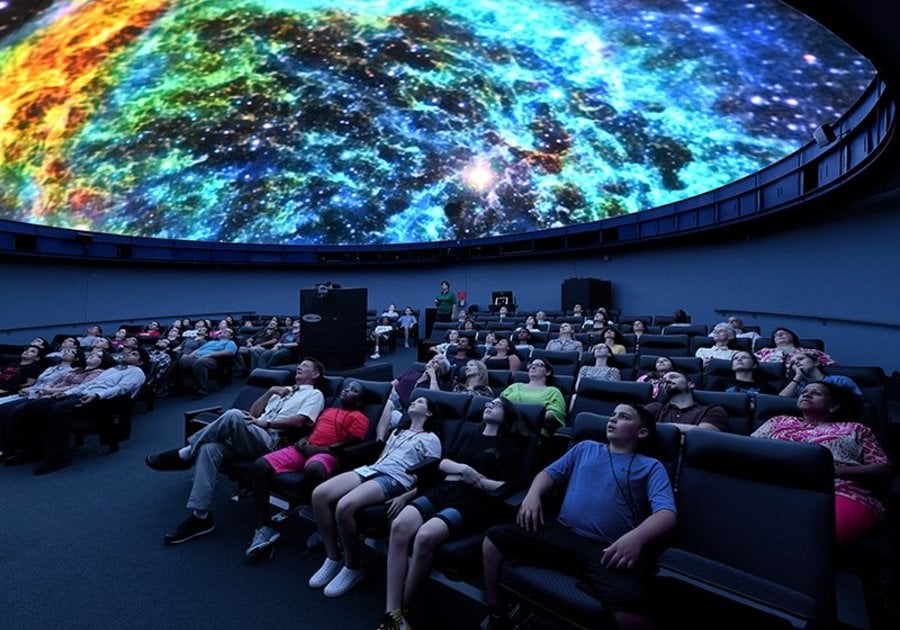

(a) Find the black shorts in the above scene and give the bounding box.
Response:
[485,520,653,614]
[411,482,490,538]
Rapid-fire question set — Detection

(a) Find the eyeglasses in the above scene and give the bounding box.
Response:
[529,362,547,368]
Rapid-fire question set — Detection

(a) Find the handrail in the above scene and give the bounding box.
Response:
[714,308,900,331]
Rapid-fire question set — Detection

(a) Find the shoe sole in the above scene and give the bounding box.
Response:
[164,524,215,545]
[245,533,282,558]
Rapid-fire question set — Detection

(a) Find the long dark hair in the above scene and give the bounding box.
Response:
[482,398,530,445]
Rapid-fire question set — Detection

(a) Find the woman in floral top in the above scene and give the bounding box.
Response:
[754,327,834,368]
[752,381,890,545]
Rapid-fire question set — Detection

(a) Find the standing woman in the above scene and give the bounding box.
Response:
[379,398,529,629]
[434,280,456,323]
[309,397,442,598]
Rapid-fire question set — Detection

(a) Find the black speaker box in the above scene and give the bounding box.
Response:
[300,287,367,370]
[561,278,612,312]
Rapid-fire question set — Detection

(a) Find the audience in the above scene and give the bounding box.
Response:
[753,382,890,546]
[575,343,621,389]
[481,403,676,630]
[485,338,522,374]
[636,356,675,400]
[779,351,862,398]
[258,320,302,369]
[500,359,566,438]
[177,328,237,398]
[545,323,583,353]
[695,323,737,366]
[236,319,280,375]
[600,327,627,354]
[246,380,370,558]
[709,350,776,407]
[381,398,528,629]
[755,326,835,367]
[452,360,494,397]
[0,345,43,396]
[645,371,729,433]
[309,396,442,598]
[145,359,326,545]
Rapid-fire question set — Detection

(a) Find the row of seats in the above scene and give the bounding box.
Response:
[185,369,856,629]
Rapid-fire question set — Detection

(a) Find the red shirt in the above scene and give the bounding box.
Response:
[309,407,369,446]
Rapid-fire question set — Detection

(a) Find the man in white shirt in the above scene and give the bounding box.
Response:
[146,358,326,545]
[34,347,149,475]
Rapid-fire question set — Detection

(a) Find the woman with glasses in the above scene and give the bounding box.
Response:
[500,359,566,437]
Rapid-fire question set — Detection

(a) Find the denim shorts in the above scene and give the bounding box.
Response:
[358,472,405,499]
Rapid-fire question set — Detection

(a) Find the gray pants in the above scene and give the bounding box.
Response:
[184,409,278,511]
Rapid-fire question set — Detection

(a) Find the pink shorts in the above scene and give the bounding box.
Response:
[263,446,339,476]
[835,495,882,546]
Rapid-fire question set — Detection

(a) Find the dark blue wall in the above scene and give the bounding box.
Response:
[2,195,898,372]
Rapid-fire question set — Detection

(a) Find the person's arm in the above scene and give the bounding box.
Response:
[248,386,291,418]
[834,462,891,484]
[516,471,556,531]
[386,488,418,519]
[601,509,677,569]
[507,354,522,374]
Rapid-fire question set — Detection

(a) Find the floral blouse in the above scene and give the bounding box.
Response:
[754,346,835,366]
[752,416,889,517]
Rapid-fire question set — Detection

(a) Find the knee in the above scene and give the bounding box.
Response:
[390,512,418,543]
[252,457,273,480]
[303,461,327,486]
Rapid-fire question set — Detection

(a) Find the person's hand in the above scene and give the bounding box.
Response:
[516,494,544,532]
[601,530,643,570]
[79,393,99,405]
[461,465,485,487]
[294,438,310,454]
[386,496,408,519]
[425,365,437,380]
[241,410,257,423]
[269,385,290,397]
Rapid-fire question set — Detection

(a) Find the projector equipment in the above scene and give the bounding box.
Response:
[561,278,612,312]
[814,123,837,147]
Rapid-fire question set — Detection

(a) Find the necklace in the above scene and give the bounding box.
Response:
[608,451,641,522]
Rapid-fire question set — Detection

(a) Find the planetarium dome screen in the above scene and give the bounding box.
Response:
[0,0,875,246]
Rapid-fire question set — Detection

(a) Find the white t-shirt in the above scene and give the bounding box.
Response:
[366,429,442,489]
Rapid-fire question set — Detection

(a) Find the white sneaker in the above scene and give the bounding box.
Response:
[323,566,364,597]
[370,353,381,360]
[404,341,409,348]
[309,557,343,588]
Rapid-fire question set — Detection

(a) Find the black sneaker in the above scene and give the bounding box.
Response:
[164,513,215,545]
[145,449,192,471]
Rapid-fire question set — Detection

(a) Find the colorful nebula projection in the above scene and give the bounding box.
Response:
[0,0,875,245]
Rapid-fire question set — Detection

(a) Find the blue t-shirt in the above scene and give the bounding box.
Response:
[544,441,675,542]
[195,339,237,357]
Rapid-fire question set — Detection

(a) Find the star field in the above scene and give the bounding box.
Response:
[0,0,875,245]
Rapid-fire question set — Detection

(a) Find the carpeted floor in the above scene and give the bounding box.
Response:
[0,346,489,630]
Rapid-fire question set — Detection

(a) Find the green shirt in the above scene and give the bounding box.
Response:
[501,383,567,431]
[435,290,455,315]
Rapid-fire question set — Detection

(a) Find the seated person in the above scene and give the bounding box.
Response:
[397,307,418,348]
[695,323,737,367]
[446,336,476,371]
[430,330,460,356]
[545,323,583,353]
[779,351,862,398]
[77,325,104,348]
[520,315,541,333]
[755,327,835,367]
[110,328,129,351]
[600,327,627,354]
[32,348,148,475]
[575,343,621,389]
[709,350,776,407]
[309,397,442,598]
[146,359,326,544]
[236,320,280,376]
[645,371,729,433]
[245,380,370,557]
[668,308,691,326]
[370,317,396,360]
[139,321,162,339]
[0,345,43,396]
[484,338,522,375]
[481,332,497,353]
[391,355,451,411]
[6,346,79,404]
[501,359,566,438]
[533,311,551,331]
[209,319,230,339]
[711,316,760,341]
[511,328,535,358]
[172,325,207,358]
[380,303,401,322]
[636,356,674,400]
[753,382,890,546]
[44,336,78,360]
[630,320,647,353]
[462,319,479,336]
[482,403,676,630]
[146,338,176,397]
[258,320,301,369]
[582,307,614,330]
[177,328,237,398]
[381,398,529,629]
[2,349,113,466]
[452,360,494,397]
